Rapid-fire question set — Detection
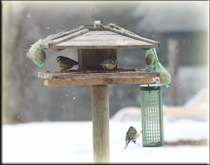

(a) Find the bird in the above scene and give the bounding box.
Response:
[124,126,141,150]
[99,57,117,70]
[55,56,78,70]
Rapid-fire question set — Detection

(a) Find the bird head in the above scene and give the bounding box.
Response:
[56,56,61,62]
[128,126,135,132]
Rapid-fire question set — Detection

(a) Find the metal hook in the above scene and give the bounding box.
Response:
[148,84,150,93]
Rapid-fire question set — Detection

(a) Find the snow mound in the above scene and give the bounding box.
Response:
[184,88,209,109]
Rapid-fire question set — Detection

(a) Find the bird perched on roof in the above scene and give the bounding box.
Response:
[124,126,141,150]
[56,56,78,70]
[99,57,117,70]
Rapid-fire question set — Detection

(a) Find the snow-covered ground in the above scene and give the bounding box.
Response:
[3,119,209,163]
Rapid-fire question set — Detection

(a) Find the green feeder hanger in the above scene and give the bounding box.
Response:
[32,45,46,67]
[145,48,171,88]
[140,84,164,147]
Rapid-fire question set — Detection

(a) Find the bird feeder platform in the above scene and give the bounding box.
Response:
[38,69,160,86]
[33,21,161,163]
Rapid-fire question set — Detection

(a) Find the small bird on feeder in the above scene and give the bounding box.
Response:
[124,126,141,150]
[56,56,78,70]
[99,57,117,70]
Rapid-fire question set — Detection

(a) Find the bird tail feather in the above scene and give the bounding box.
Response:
[124,142,129,150]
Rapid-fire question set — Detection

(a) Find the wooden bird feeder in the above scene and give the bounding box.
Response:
[38,21,160,163]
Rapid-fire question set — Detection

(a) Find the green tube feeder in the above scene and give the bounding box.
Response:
[140,84,164,147]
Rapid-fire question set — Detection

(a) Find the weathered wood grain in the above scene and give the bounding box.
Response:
[82,30,117,35]
[52,40,154,49]
[70,35,138,41]
[78,49,117,71]
[40,29,160,50]
[48,27,85,41]
[38,71,160,80]
[47,29,89,48]
[43,77,154,86]
[92,85,110,163]
[109,28,160,48]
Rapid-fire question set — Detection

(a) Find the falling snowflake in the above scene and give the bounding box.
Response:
[27,14,31,18]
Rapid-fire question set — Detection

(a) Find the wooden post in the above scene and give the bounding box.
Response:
[92,85,110,163]
[168,38,179,106]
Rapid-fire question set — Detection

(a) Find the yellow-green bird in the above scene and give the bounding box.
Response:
[124,126,140,150]
[100,57,117,70]
[56,56,78,70]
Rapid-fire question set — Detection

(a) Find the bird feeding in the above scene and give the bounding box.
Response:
[145,48,158,67]
[124,126,141,150]
[55,56,78,71]
[155,63,171,88]
[99,57,118,70]
[140,84,164,147]
[145,48,171,88]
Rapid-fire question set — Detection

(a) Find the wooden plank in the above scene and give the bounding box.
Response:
[78,49,84,71]
[83,30,117,35]
[109,23,135,35]
[53,40,154,49]
[70,35,139,41]
[41,39,153,49]
[58,40,150,45]
[92,85,110,163]
[41,29,88,49]
[46,27,85,41]
[43,77,154,86]
[48,29,89,48]
[109,28,160,48]
[38,71,160,80]
[40,29,160,50]
[78,49,96,71]
[78,49,117,71]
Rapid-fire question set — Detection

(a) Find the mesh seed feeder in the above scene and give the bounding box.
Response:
[140,84,164,147]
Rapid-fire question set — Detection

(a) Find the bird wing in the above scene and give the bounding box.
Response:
[127,129,137,142]
[102,58,115,64]
[124,129,137,150]
[61,57,78,65]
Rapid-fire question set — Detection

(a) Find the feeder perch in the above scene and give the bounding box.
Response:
[140,84,164,147]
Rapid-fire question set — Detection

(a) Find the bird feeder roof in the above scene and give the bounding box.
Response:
[40,23,160,50]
